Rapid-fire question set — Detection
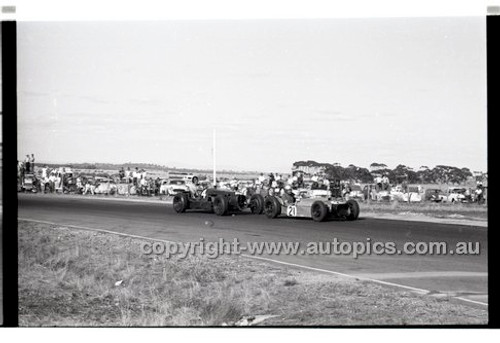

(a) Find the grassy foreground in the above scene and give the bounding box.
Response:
[18,220,487,326]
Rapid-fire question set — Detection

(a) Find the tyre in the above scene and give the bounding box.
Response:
[213,195,228,216]
[346,199,360,220]
[311,201,328,222]
[249,194,265,214]
[173,193,189,213]
[264,196,281,219]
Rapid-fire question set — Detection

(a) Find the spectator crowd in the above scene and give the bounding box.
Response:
[17,159,486,204]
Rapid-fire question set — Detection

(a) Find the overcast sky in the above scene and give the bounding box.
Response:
[17,17,487,173]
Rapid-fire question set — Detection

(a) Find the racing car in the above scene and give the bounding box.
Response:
[172,188,265,216]
[263,194,360,222]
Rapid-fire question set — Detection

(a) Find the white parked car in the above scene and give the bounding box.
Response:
[446,188,468,203]
[159,179,169,195]
[163,179,190,195]
[346,184,364,201]
[94,178,117,195]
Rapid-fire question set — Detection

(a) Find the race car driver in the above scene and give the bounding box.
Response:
[282,185,296,204]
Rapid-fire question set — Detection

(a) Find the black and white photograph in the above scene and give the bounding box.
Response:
[6,0,492,328]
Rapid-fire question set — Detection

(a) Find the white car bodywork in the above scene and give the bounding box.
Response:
[163,179,190,195]
[446,188,467,203]
[346,185,364,200]
[390,186,423,202]
[94,180,117,195]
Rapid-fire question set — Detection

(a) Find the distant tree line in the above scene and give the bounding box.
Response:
[293,160,474,185]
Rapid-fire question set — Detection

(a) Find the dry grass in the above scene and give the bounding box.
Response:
[360,201,487,221]
[18,220,487,326]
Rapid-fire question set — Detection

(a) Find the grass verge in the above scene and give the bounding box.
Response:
[360,201,487,222]
[19,220,487,326]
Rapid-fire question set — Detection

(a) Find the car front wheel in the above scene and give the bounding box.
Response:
[173,193,188,213]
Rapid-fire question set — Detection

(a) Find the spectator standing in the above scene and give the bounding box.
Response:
[48,172,56,193]
[30,154,35,171]
[55,172,62,193]
[297,172,304,188]
[125,167,131,183]
[382,175,390,191]
[132,167,139,187]
[155,177,161,196]
[84,178,95,195]
[269,173,275,188]
[18,160,25,185]
[24,155,31,173]
[475,185,484,204]
[370,186,377,201]
[363,185,369,201]
[139,176,148,195]
[41,165,48,179]
[230,177,238,190]
[76,176,84,194]
[375,175,382,191]
[271,179,278,189]
[258,173,265,186]
[402,180,408,193]
[40,166,48,193]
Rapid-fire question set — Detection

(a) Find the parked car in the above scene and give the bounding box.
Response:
[424,188,447,202]
[402,186,423,202]
[446,187,469,203]
[163,179,190,195]
[346,184,364,201]
[376,190,394,202]
[159,179,170,195]
[19,173,38,193]
[94,178,117,195]
[167,172,199,184]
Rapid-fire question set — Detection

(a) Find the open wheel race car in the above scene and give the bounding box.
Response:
[263,195,360,222]
[172,189,266,216]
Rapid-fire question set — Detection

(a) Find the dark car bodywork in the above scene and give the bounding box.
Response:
[172,188,265,216]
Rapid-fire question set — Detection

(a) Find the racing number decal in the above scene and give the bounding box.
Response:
[287,205,297,217]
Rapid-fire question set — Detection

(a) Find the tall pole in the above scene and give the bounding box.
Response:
[213,128,217,188]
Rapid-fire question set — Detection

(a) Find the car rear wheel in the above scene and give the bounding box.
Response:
[346,199,360,220]
[173,193,189,213]
[213,195,229,216]
[249,194,265,214]
[264,196,281,219]
[311,201,328,222]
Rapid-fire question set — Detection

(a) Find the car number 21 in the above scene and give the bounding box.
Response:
[287,205,297,217]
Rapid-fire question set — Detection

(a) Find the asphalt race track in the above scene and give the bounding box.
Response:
[18,193,488,307]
